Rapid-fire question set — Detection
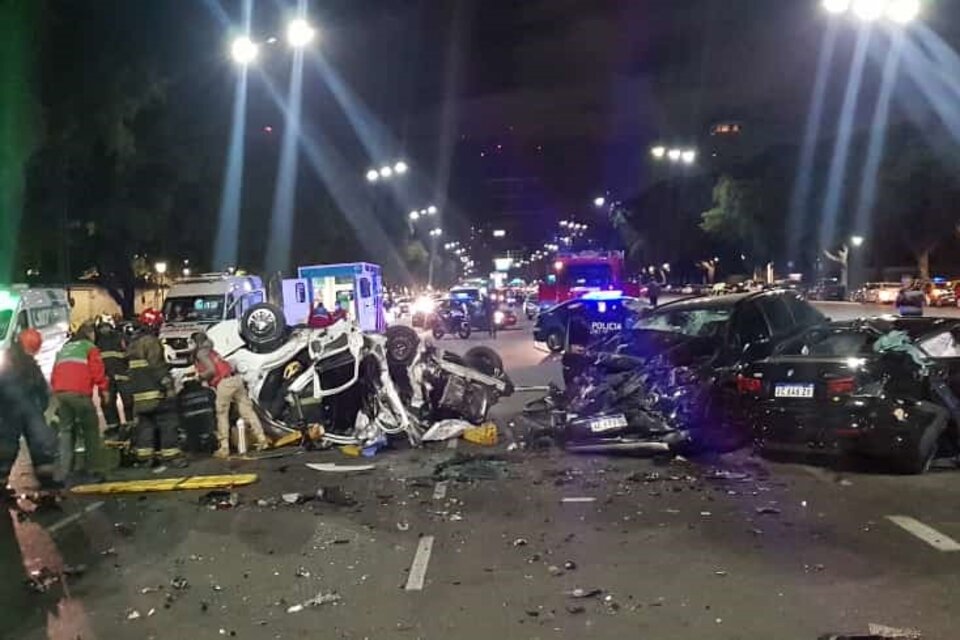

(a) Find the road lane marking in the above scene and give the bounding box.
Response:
[48,501,104,535]
[886,516,960,552]
[432,481,448,500]
[447,438,459,450]
[561,497,597,504]
[404,535,435,591]
[801,466,831,482]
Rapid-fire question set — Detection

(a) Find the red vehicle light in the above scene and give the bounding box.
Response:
[737,375,762,395]
[826,377,856,396]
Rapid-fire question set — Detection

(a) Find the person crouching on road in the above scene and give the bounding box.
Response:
[127,324,181,464]
[191,332,270,459]
[51,322,109,483]
[0,329,61,493]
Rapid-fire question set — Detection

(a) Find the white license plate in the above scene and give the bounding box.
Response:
[589,414,629,433]
[774,383,814,399]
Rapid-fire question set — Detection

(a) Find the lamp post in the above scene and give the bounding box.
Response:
[154,261,168,307]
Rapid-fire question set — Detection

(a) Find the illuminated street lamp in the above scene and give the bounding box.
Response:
[667,149,682,162]
[492,229,506,238]
[365,159,409,183]
[651,145,667,159]
[593,196,606,208]
[429,228,443,237]
[680,149,697,165]
[823,0,921,23]
[231,36,259,65]
[426,205,438,215]
[886,0,921,23]
[154,261,168,276]
[851,235,865,247]
[822,0,851,13]
[286,18,316,47]
[409,210,420,221]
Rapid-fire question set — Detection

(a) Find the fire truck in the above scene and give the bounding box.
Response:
[538,251,641,310]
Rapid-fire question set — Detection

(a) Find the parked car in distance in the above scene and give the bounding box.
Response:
[741,317,960,473]
[807,278,846,301]
[862,282,901,304]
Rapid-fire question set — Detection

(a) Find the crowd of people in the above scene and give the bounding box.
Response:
[0,311,269,496]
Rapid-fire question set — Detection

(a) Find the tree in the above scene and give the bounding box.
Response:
[19,2,224,314]
[873,128,960,280]
[701,176,779,268]
[0,0,40,283]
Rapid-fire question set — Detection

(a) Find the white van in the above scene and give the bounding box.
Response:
[0,285,71,379]
[159,273,266,366]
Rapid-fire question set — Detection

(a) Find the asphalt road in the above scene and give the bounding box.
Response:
[3,305,960,640]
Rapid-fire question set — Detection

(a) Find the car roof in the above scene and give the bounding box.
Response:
[653,291,754,312]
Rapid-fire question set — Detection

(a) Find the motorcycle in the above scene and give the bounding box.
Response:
[176,304,511,448]
[431,311,472,340]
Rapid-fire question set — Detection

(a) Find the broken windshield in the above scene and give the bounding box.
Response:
[632,308,731,338]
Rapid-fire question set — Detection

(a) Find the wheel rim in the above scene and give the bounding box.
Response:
[391,339,411,361]
[547,333,562,350]
[247,309,277,338]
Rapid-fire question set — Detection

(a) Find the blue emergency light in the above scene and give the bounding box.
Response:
[582,290,623,301]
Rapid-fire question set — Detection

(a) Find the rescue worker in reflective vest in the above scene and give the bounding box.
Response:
[127,322,180,463]
[95,315,130,436]
[51,322,109,482]
[191,331,270,458]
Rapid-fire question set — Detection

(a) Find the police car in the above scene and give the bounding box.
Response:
[533,291,648,353]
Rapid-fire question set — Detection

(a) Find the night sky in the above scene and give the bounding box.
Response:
[30,0,960,271]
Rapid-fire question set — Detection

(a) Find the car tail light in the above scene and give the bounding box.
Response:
[736,375,762,395]
[826,377,856,396]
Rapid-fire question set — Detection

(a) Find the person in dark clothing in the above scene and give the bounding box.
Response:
[127,326,181,463]
[95,315,131,436]
[0,329,60,490]
[483,296,498,338]
[896,280,926,317]
[647,280,661,308]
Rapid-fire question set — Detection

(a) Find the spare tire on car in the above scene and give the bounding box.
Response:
[463,345,505,378]
[240,303,288,353]
[385,325,420,366]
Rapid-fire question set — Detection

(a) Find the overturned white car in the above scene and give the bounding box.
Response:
[186,303,513,448]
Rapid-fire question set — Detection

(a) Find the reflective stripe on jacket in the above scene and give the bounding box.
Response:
[127,358,167,414]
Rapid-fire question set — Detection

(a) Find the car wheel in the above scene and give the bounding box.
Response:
[463,345,505,378]
[894,413,945,475]
[457,324,472,340]
[545,329,565,353]
[240,303,287,353]
[385,325,420,366]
